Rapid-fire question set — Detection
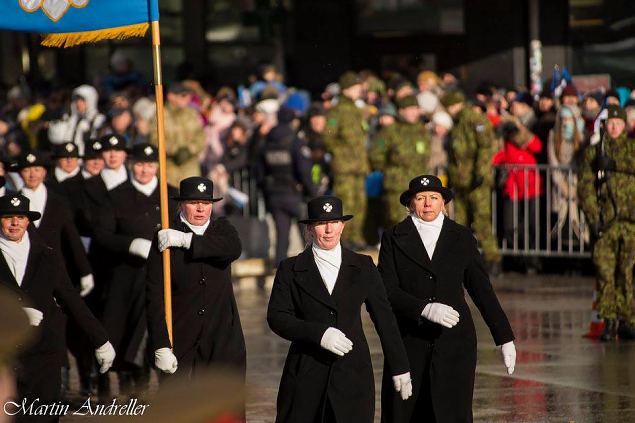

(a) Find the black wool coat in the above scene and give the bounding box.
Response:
[267,247,410,423]
[378,216,515,423]
[94,182,178,368]
[0,233,108,364]
[145,216,246,372]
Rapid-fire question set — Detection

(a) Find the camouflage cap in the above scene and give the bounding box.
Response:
[440,90,465,108]
[396,95,418,109]
[339,71,361,90]
[606,105,626,122]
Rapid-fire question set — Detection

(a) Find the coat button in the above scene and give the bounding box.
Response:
[198,308,205,316]
[329,311,335,315]
[429,275,433,280]
[156,224,161,229]
[199,277,206,285]
[156,206,160,211]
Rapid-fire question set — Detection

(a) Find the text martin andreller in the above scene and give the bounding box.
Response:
[4,397,150,417]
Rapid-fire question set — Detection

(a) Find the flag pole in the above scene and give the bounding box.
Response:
[150,20,173,346]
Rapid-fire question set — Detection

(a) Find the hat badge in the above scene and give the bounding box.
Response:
[26,153,36,163]
[10,197,20,207]
[197,183,207,192]
[109,136,118,146]
[65,143,75,152]
[323,203,333,213]
[144,146,153,156]
[93,141,102,150]
[421,177,430,186]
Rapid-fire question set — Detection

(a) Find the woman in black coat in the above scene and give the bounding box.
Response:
[267,195,412,423]
[379,175,516,423]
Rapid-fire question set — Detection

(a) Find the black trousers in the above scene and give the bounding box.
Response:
[15,353,63,423]
[267,194,304,265]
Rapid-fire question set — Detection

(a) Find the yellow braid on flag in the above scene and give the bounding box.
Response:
[41,22,149,48]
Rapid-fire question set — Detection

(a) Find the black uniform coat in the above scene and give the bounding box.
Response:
[94,181,178,368]
[378,216,515,423]
[146,215,246,372]
[267,247,410,423]
[0,233,108,408]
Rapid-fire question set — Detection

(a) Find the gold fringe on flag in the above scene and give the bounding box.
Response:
[41,22,149,48]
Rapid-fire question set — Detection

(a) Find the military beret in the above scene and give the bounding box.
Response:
[339,71,361,90]
[440,91,465,108]
[396,95,419,109]
[606,105,626,122]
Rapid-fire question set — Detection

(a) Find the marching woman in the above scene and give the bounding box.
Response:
[267,195,412,423]
[379,175,516,423]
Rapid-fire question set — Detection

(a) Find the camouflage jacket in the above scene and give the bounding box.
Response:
[447,107,496,190]
[578,133,635,227]
[323,97,369,175]
[369,120,432,193]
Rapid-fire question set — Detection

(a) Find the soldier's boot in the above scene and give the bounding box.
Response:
[600,319,618,342]
[617,321,635,340]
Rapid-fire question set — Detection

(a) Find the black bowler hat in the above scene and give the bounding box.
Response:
[172,176,222,202]
[13,151,50,171]
[130,143,158,162]
[84,138,105,160]
[0,194,41,221]
[298,196,353,224]
[99,134,128,152]
[400,175,454,206]
[52,142,80,159]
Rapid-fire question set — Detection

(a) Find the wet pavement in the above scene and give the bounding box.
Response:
[61,273,635,422]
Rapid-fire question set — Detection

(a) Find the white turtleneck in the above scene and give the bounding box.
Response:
[100,166,128,191]
[179,213,210,235]
[55,166,81,183]
[410,212,445,260]
[131,176,158,197]
[0,231,31,286]
[312,242,342,295]
[22,184,47,228]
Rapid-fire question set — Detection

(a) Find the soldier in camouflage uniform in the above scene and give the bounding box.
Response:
[323,72,369,248]
[369,95,432,228]
[444,91,501,269]
[578,105,635,341]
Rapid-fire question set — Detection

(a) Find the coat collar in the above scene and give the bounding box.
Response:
[392,215,459,272]
[0,231,46,292]
[293,246,361,310]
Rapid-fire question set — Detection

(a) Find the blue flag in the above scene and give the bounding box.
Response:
[0,0,159,47]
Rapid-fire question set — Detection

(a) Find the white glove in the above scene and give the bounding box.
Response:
[421,303,460,328]
[319,327,353,356]
[500,341,516,375]
[129,238,152,259]
[157,229,193,252]
[392,372,413,400]
[95,342,116,374]
[79,274,95,297]
[22,307,43,327]
[155,347,178,374]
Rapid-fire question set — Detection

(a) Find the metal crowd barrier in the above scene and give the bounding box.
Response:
[492,163,591,258]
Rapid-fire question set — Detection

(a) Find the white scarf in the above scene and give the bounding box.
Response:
[100,166,128,191]
[0,231,30,286]
[410,212,444,260]
[179,213,210,235]
[21,184,47,229]
[312,242,342,295]
[81,169,94,179]
[54,166,80,183]
[131,176,158,197]
[0,187,5,197]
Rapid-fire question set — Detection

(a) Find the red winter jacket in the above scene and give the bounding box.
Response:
[492,135,543,199]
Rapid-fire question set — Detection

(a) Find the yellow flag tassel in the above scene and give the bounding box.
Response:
[41,22,149,48]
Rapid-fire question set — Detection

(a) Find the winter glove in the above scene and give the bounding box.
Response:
[22,307,43,327]
[155,348,178,374]
[421,303,460,328]
[319,327,353,356]
[79,274,95,297]
[157,229,193,252]
[596,155,616,172]
[392,372,413,400]
[129,238,153,259]
[500,341,516,375]
[95,342,116,373]
[172,146,193,166]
